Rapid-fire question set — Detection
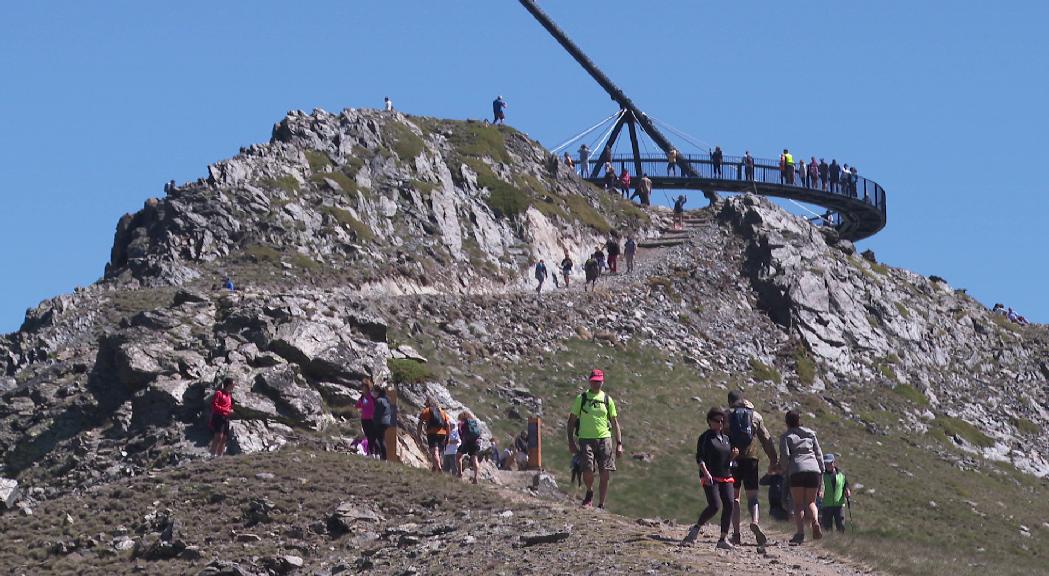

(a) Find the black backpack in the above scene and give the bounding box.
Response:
[428,408,447,430]
[728,407,754,450]
[573,391,611,437]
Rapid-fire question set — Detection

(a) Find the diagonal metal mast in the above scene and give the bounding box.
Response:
[518,0,717,202]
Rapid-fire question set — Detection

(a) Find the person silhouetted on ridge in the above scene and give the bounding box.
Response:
[492,95,508,125]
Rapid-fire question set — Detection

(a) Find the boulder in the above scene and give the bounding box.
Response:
[253,367,327,429]
[229,420,291,454]
[0,478,20,510]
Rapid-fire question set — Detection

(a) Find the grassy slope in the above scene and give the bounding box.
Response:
[420,338,1049,576]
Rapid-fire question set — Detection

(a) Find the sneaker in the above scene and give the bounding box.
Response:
[789,533,804,546]
[729,533,742,546]
[750,523,768,547]
[716,539,735,551]
[679,524,702,547]
[812,522,823,540]
[581,490,594,508]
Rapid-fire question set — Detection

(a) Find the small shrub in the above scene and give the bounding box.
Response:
[647,276,673,290]
[410,179,437,196]
[876,362,897,382]
[748,357,782,384]
[936,416,994,448]
[894,302,911,319]
[869,261,890,275]
[304,149,331,172]
[892,383,929,406]
[288,252,320,271]
[342,155,366,177]
[258,174,300,193]
[388,358,432,385]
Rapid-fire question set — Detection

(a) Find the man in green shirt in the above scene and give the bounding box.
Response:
[820,454,851,533]
[566,369,623,508]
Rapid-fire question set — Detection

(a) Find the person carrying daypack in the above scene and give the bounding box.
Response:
[209,377,236,458]
[416,397,450,473]
[820,454,851,533]
[534,259,548,295]
[606,237,621,274]
[566,369,623,509]
[673,195,686,230]
[457,410,484,484]
[583,257,599,292]
[372,386,393,461]
[561,253,574,287]
[726,390,778,547]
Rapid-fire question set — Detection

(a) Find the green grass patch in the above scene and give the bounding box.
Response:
[464,159,529,219]
[892,383,929,407]
[446,121,510,162]
[304,149,331,172]
[748,357,782,384]
[563,194,611,233]
[258,174,300,193]
[1009,416,1041,436]
[387,358,433,385]
[244,244,282,265]
[388,121,426,162]
[410,179,437,196]
[793,345,816,386]
[310,171,358,195]
[895,301,912,318]
[936,415,995,448]
[287,252,321,271]
[321,206,373,241]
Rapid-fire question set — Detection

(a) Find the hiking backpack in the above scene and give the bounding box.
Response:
[728,407,754,450]
[463,419,482,443]
[573,391,611,437]
[428,408,447,430]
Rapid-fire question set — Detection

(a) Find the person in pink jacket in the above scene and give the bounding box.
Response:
[355,378,378,457]
[209,377,235,457]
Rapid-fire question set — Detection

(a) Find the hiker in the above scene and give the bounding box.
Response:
[384,97,394,112]
[604,166,618,191]
[593,247,606,273]
[624,237,637,274]
[820,454,851,533]
[759,470,790,521]
[563,152,575,172]
[711,146,724,178]
[372,386,392,460]
[224,277,235,292]
[851,166,860,199]
[489,437,505,469]
[744,151,755,181]
[726,390,779,547]
[818,159,829,191]
[634,173,652,206]
[829,160,841,193]
[579,144,592,177]
[355,378,377,457]
[673,195,686,230]
[583,256,600,292]
[164,179,176,194]
[667,148,679,175]
[782,149,795,185]
[561,252,574,287]
[513,429,530,470]
[416,397,451,473]
[842,164,851,196]
[457,410,483,484]
[681,407,737,550]
[780,410,825,545]
[534,259,548,294]
[566,369,623,508]
[797,159,807,188]
[492,95,508,125]
[808,157,819,190]
[606,236,621,274]
[619,168,631,198]
[209,377,235,457]
[352,436,369,456]
[443,418,462,474]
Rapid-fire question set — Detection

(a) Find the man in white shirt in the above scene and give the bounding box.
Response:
[442,424,462,474]
[384,97,394,112]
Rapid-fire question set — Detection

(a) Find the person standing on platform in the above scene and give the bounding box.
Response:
[579,144,592,178]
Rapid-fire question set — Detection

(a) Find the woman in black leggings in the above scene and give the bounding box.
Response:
[681,407,738,550]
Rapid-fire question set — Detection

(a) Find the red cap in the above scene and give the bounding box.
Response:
[588,369,604,382]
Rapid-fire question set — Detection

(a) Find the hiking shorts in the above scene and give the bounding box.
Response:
[578,437,616,473]
[457,441,480,457]
[426,433,447,450]
[732,458,760,491]
[210,413,231,435]
[789,471,821,489]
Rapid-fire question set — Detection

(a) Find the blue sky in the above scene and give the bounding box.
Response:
[2,1,1047,332]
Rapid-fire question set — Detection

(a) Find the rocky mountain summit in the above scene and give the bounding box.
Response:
[1,108,1047,574]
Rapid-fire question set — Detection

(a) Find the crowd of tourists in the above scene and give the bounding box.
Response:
[533,235,638,294]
